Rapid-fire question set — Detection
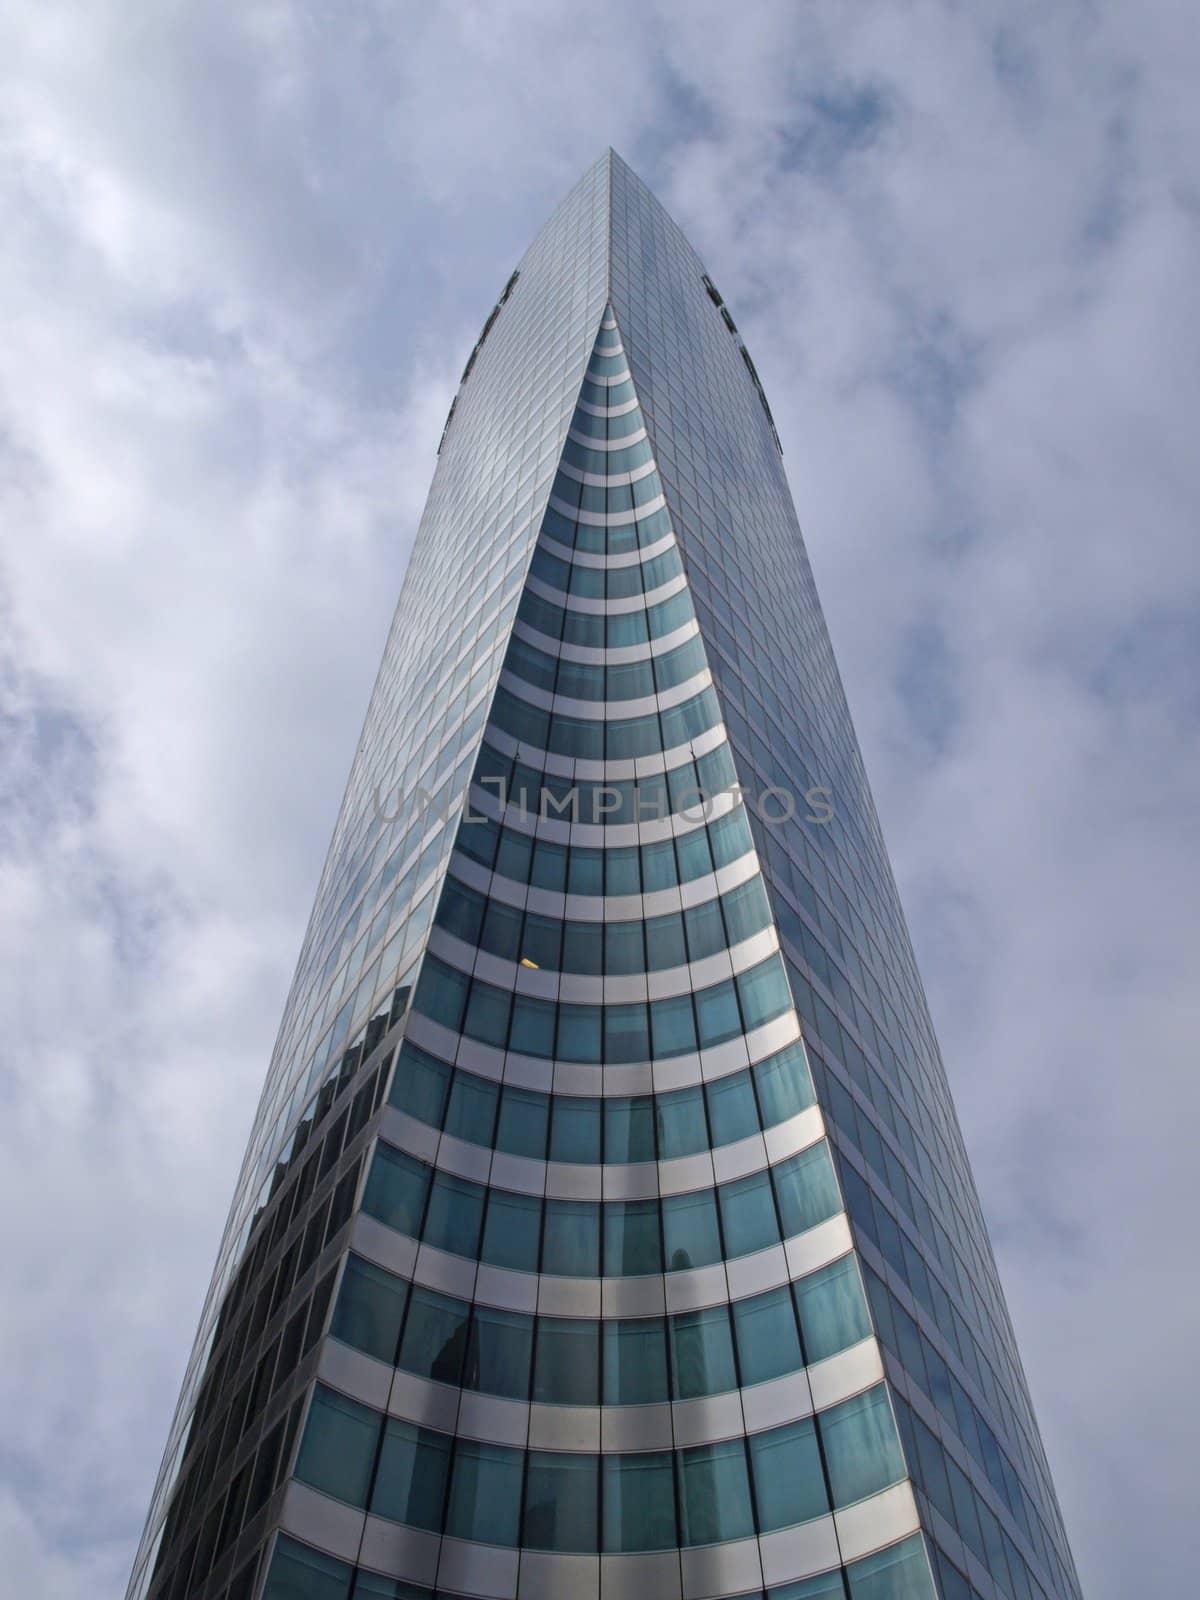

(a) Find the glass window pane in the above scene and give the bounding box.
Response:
[684,896,726,962]
[495,1085,550,1159]
[463,980,511,1049]
[706,1070,759,1147]
[568,847,604,896]
[662,1187,722,1272]
[295,1384,380,1508]
[708,805,753,869]
[262,1536,352,1600]
[670,1304,736,1399]
[678,1437,754,1545]
[605,918,645,975]
[466,1304,534,1401]
[846,1534,937,1600]
[398,1287,470,1386]
[371,1418,451,1530]
[423,1171,485,1257]
[644,911,687,971]
[520,911,561,971]
[479,899,523,962]
[603,1452,677,1552]
[445,1438,523,1547]
[413,957,469,1032]
[820,1384,907,1507]
[604,1198,663,1276]
[603,1317,669,1405]
[718,1170,779,1258]
[494,827,533,883]
[733,1287,803,1386]
[737,956,792,1031]
[480,1188,541,1274]
[557,1003,602,1062]
[722,876,772,944]
[534,1318,600,1405]
[749,1417,828,1529]
[754,1042,814,1127]
[793,1254,872,1364]
[605,845,641,894]
[331,1254,408,1364]
[674,824,713,882]
[640,837,677,892]
[650,992,697,1057]
[389,1043,452,1128]
[541,1198,600,1276]
[606,1096,655,1164]
[443,1071,498,1146]
[562,920,603,975]
[695,979,741,1048]
[605,1001,649,1063]
[550,1096,601,1163]
[523,1451,598,1552]
[509,993,556,1057]
[772,1141,841,1238]
[656,1085,707,1159]
[363,1145,430,1238]
[531,839,567,892]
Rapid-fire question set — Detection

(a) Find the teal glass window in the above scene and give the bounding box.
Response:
[557,1002,601,1062]
[562,920,603,975]
[695,978,741,1047]
[820,1384,906,1507]
[606,1095,655,1163]
[494,826,533,882]
[772,1141,841,1238]
[723,876,772,944]
[603,1316,669,1405]
[466,1304,533,1401]
[534,1317,599,1405]
[531,838,567,892]
[520,911,561,970]
[719,1170,779,1257]
[262,1537,352,1600]
[604,1198,662,1276]
[435,880,484,945]
[656,1085,707,1159]
[846,1535,936,1599]
[495,1085,549,1159]
[737,956,792,1031]
[706,1069,760,1146]
[670,1304,737,1399]
[479,898,523,962]
[390,1043,451,1127]
[398,1287,469,1386]
[650,992,697,1057]
[463,980,511,1049]
[371,1418,451,1530]
[684,895,726,962]
[331,1253,408,1364]
[509,992,556,1057]
[523,1451,598,1552]
[443,1071,498,1146]
[644,910,687,971]
[750,1417,828,1529]
[733,1286,803,1385]
[480,1187,541,1273]
[605,1001,649,1062]
[423,1170,485,1257]
[568,846,603,896]
[445,1439,523,1547]
[413,957,468,1032]
[675,823,713,881]
[542,1198,600,1275]
[363,1145,430,1238]
[678,1437,754,1545]
[641,837,677,892]
[550,1096,601,1163]
[296,1385,380,1508]
[605,844,641,893]
[708,805,752,868]
[793,1254,872,1363]
[603,1452,677,1552]
[754,1041,814,1126]
[605,919,645,975]
[662,1187,722,1271]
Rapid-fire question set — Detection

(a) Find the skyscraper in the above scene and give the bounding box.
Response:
[127,151,1081,1600]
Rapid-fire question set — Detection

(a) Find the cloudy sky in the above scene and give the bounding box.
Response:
[1,3,1197,1596]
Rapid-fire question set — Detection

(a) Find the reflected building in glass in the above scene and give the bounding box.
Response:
[127,152,1082,1600]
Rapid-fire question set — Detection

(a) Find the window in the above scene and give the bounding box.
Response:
[706,1070,759,1146]
[656,1085,707,1159]
[480,1188,541,1273]
[644,911,687,971]
[510,993,556,1058]
[723,876,771,945]
[423,1171,485,1257]
[295,1385,380,1508]
[398,1287,469,1386]
[737,955,792,1031]
[443,1072,498,1146]
[445,1439,523,1547]
[463,980,510,1049]
[605,1001,649,1063]
[523,1451,598,1552]
[541,1198,600,1276]
[534,1317,600,1406]
[733,1287,803,1386]
[754,1041,813,1127]
[606,1096,655,1164]
[390,1044,451,1127]
[749,1417,828,1529]
[772,1141,841,1239]
[650,993,697,1058]
[846,1534,937,1600]
[820,1384,906,1507]
[684,896,725,962]
[603,1452,677,1552]
[670,1304,736,1399]
[603,1317,669,1405]
[466,1305,533,1401]
[695,978,741,1048]
[261,1537,351,1600]
[371,1418,451,1530]
[793,1254,871,1364]
[413,956,469,1032]
[604,1199,662,1276]
[718,1170,779,1258]
[331,1254,408,1364]
[678,1437,754,1545]
[550,1096,601,1164]
[363,1145,429,1238]
[557,1002,602,1062]
[662,1187,721,1271]
[495,1085,549,1159]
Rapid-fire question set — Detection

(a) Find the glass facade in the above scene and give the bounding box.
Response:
[126,153,1080,1600]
